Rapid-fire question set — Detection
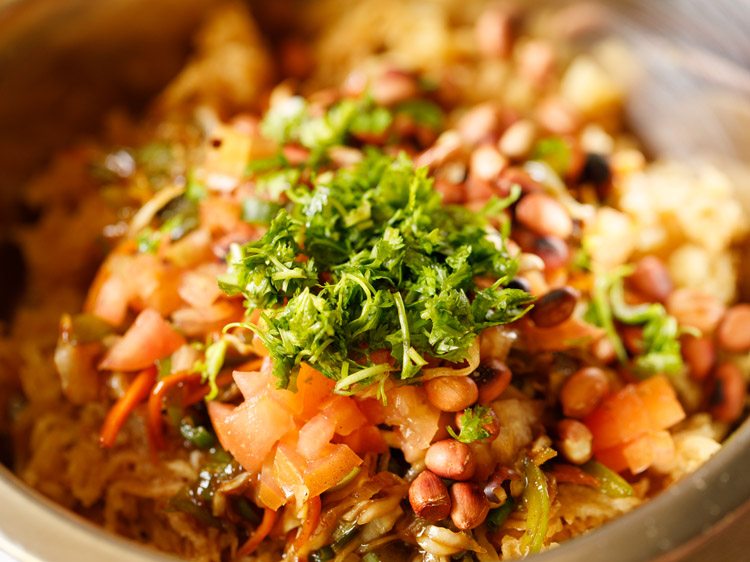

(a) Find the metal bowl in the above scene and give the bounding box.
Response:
[1,1,749,560]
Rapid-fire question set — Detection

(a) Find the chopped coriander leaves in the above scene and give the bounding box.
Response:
[219,211,318,309]
[260,95,393,161]
[586,267,686,377]
[609,277,685,376]
[220,151,532,390]
[448,405,496,443]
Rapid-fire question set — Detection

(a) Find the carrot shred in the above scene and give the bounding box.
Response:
[99,367,156,448]
[293,496,322,558]
[238,508,278,557]
[550,464,600,488]
[147,371,202,450]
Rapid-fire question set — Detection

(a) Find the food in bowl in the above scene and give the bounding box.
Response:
[2,1,749,561]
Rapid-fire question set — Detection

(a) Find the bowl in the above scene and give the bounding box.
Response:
[1,1,749,560]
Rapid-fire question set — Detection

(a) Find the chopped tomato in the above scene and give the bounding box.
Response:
[595,429,676,475]
[178,263,226,309]
[88,273,130,327]
[586,376,685,474]
[233,369,274,401]
[208,395,295,473]
[586,376,685,453]
[271,440,362,502]
[212,361,370,507]
[302,443,363,498]
[585,385,652,452]
[257,453,287,511]
[171,301,244,337]
[338,425,388,456]
[595,433,655,474]
[293,364,336,420]
[319,396,368,436]
[130,255,183,316]
[356,397,387,425]
[99,308,185,371]
[273,442,307,499]
[634,376,686,430]
[298,414,336,458]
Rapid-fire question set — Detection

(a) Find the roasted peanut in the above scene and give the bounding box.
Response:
[425,440,477,481]
[409,470,452,522]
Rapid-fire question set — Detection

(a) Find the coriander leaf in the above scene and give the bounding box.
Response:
[261,96,392,161]
[221,151,527,390]
[218,211,318,309]
[585,271,628,362]
[448,405,495,443]
[609,277,685,376]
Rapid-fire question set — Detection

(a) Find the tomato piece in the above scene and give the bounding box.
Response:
[635,376,685,430]
[273,442,307,499]
[233,370,272,401]
[293,364,336,420]
[303,444,362,498]
[338,425,388,456]
[320,396,367,436]
[595,433,655,474]
[208,396,295,473]
[258,452,286,511]
[585,385,652,452]
[178,264,227,310]
[298,414,336,458]
[649,429,677,472]
[585,375,686,455]
[89,273,130,327]
[356,398,387,425]
[130,255,183,316]
[99,308,185,371]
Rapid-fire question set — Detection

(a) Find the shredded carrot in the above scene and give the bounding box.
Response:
[147,371,202,450]
[100,367,156,448]
[293,496,322,558]
[238,508,278,557]
[550,464,600,488]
